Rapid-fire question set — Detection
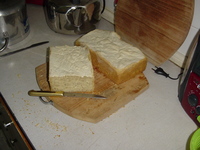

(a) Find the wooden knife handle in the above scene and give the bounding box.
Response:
[28,90,63,97]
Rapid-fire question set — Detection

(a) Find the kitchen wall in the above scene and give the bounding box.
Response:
[101,0,115,24]
[102,0,200,67]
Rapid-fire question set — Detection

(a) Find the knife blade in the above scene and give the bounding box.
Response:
[0,41,49,57]
[28,90,106,99]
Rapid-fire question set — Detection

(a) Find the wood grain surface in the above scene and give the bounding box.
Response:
[35,64,149,123]
[115,0,194,65]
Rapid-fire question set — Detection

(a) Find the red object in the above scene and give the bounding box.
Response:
[26,0,44,5]
[114,0,118,5]
[181,72,200,126]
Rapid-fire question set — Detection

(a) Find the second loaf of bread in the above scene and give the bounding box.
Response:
[75,29,147,84]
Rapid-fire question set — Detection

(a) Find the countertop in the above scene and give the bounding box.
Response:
[0,4,198,150]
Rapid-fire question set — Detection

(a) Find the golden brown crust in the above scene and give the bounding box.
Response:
[90,50,147,84]
[75,34,147,84]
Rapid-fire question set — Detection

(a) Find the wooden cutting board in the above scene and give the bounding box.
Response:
[35,64,149,123]
[115,0,194,65]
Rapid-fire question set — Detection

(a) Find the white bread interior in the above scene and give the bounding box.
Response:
[75,29,147,84]
[49,45,94,92]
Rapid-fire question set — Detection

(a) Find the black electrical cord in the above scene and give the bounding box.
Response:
[101,0,105,14]
[152,66,183,80]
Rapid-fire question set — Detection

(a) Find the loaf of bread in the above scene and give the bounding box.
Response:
[75,29,147,84]
[48,45,94,92]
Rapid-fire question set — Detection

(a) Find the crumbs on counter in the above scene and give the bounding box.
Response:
[31,118,67,133]
[12,91,22,98]
[45,118,67,132]
[54,135,61,138]
[35,123,40,127]
[89,128,94,134]
[17,73,21,78]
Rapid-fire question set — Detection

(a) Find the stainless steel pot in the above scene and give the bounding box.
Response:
[0,0,30,52]
[44,0,101,35]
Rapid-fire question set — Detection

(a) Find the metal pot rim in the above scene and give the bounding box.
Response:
[0,0,25,16]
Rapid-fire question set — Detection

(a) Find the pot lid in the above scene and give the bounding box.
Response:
[0,0,25,16]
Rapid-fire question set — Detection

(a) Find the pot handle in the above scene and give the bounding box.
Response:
[65,6,86,27]
[0,32,9,52]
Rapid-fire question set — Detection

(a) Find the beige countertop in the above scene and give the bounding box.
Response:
[0,4,197,150]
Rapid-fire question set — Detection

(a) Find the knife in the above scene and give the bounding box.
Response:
[0,41,49,57]
[28,90,106,99]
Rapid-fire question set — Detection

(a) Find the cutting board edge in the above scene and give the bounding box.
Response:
[56,83,149,123]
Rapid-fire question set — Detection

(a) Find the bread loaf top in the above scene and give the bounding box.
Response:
[49,45,93,78]
[76,29,146,70]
